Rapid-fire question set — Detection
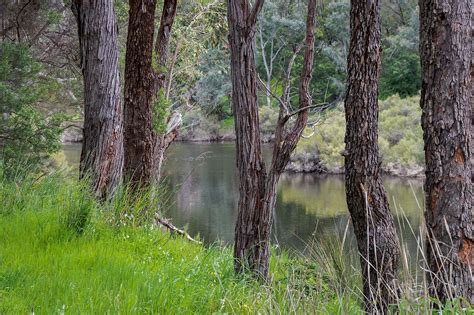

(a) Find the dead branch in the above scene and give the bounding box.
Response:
[162,111,182,151]
[155,213,201,244]
[282,41,304,103]
[257,74,288,113]
[287,102,331,118]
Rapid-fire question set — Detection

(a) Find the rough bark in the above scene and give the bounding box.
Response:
[228,0,268,277]
[343,0,401,312]
[230,0,316,280]
[419,0,473,306]
[123,0,179,187]
[154,0,177,93]
[72,0,123,199]
[123,0,156,186]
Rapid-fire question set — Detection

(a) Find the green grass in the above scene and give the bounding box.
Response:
[0,173,362,314]
[0,171,471,314]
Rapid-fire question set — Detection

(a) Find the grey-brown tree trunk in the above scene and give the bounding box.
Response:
[343,0,400,312]
[229,0,316,281]
[419,0,473,306]
[72,0,123,199]
[123,0,178,187]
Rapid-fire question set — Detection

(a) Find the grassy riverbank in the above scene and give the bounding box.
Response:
[0,172,363,314]
[0,172,469,313]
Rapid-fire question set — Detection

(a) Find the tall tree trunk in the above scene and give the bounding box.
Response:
[72,0,123,199]
[419,0,473,306]
[230,0,316,281]
[343,0,400,312]
[123,0,156,187]
[123,0,179,187]
[228,0,268,277]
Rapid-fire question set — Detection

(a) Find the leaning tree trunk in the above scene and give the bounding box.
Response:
[229,0,316,281]
[343,0,400,312]
[123,0,179,187]
[72,0,123,199]
[152,0,179,184]
[419,0,473,306]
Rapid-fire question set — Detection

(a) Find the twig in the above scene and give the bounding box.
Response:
[257,74,288,114]
[287,102,331,118]
[61,124,83,132]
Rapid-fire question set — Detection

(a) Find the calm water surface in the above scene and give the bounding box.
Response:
[63,142,425,271]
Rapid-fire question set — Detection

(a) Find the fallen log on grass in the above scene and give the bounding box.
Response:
[154,213,201,244]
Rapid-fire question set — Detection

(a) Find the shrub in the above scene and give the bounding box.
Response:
[296,95,424,169]
[259,105,279,137]
[179,107,221,140]
[296,108,346,168]
[0,43,66,178]
[378,95,424,167]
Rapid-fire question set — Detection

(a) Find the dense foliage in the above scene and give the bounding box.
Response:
[0,172,362,313]
[0,43,65,177]
[380,3,420,99]
[296,95,424,169]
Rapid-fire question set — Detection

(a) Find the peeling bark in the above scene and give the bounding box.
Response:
[344,0,401,312]
[419,0,473,305]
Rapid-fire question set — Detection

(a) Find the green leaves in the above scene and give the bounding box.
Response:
[0,43,67,178]
[153,89,170,134]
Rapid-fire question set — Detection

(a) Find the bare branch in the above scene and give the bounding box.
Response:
[287,102,331,118]
[282,41,304,103]
[60,124,83,132]
[257,74,288,114]
[15,0,33,42]
[271,43,285,63]
[28,4,69,47]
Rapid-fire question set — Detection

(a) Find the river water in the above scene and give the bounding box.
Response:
[63,142,426,272]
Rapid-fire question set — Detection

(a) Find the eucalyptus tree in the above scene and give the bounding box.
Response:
[343,0,400,312]
[380,0,420,99]
[165,0,226,103]
[72,0,123,198]
[419,0,472,305]
[256,0,305,107]
[194,48,232,118]
[228,0,317,280]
